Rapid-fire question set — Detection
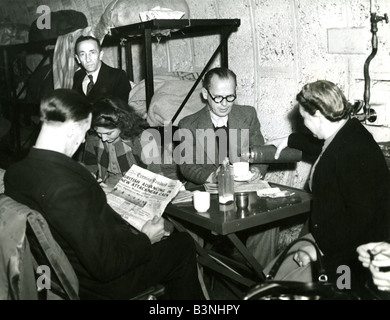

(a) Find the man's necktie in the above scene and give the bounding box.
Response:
[86,75,94,96]
[215,125,229,163]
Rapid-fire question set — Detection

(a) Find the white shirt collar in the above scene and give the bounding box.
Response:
[82,65,102,94]
[209,111,228,128]
[84,64,101,83]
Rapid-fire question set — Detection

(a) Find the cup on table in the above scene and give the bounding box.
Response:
[193,191,210,213]
[233,161,249,178]
[235,192,249,209]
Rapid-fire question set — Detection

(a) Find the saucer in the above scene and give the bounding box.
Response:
[234,171,255,182]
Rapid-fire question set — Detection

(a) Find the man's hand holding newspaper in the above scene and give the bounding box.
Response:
[106,165,183,234]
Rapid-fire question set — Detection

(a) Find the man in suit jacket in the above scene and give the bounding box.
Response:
[72,35,131,160]
[178,67,268,185]
[178,67,277,268]
[72,35,131,103]
[4,89,204,300]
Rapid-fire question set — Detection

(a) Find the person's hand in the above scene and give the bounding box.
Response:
[248,166,262,181]
[141,216,166,244]
[293,245,317,267]
[265,136,289,160]
[164,218,175,236]
[357,242,390,291]
[100,182,114,195]
[369,264,390,291]
[357,242,390,268]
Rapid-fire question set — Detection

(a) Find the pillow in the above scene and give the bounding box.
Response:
[146,76,205,126]
[128,75,176,118]
[96,0,190,34]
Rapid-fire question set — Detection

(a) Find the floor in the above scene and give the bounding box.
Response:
[203,270,247,300]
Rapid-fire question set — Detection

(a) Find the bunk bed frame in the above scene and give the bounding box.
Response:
[0,18,240,155]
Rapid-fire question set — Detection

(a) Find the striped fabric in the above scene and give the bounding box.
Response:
[83,133,161,183]
[52,27,92,89]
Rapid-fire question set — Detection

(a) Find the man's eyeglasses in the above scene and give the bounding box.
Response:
[206,88,236,104]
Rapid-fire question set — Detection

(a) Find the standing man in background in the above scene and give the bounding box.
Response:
[72,35,131,103]
[72,35,131,160]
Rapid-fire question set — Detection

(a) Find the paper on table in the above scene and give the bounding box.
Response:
[204,180,271,194]
[139,6,185,21]
[256,188,295,198]
[171,190,193,204]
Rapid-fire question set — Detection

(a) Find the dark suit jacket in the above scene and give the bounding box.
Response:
[289,118,390,286]
[72,62,131,103]
[178,104,267,185]
[5,148,204,300]
[4,148,152,298]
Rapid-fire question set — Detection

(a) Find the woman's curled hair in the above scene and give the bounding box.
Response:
[296,80,352,122]
[92,96,149,140]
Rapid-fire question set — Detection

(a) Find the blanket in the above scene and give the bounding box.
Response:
[128,75,205,126]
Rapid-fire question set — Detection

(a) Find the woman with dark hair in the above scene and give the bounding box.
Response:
[264,80,390,296]
[82,96,163,187]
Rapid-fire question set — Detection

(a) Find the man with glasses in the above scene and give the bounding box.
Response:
[178,67,268,185]
[178,67,277,268]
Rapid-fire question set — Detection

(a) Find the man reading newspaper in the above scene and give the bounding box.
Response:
[4,89,205,300]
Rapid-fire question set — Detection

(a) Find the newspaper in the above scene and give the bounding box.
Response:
[171,189,194,204]
[204,180,271,194]
[106,165,182,231]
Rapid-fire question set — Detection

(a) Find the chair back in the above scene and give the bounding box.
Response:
[0,195,79,300]
[0,194,165,300]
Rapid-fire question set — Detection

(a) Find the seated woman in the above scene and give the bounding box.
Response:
[264,80,390,296]
[81,96,165,188]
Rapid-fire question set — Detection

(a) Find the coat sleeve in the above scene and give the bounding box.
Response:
[178,119,217,185]
[72,70,84,95]
[247,106,268,176]
[42,180,152,282]
[80,133,99,172]
[288,132,323,163]
[114,69,131,103]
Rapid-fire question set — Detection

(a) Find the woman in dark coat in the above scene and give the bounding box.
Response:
[266,80,390,295]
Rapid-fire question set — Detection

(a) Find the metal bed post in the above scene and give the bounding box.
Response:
[143,27,154,109]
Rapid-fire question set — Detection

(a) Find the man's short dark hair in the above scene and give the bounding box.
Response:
[75,35,101,54]
[40,89,92,123]
[203,67,237,90]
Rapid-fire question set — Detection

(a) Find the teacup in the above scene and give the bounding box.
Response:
[233,161,249,178]
[193,191,210,212]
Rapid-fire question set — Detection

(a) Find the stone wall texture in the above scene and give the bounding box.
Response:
[2,0,390,188]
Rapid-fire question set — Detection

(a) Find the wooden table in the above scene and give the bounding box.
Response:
[164,183,312,293]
